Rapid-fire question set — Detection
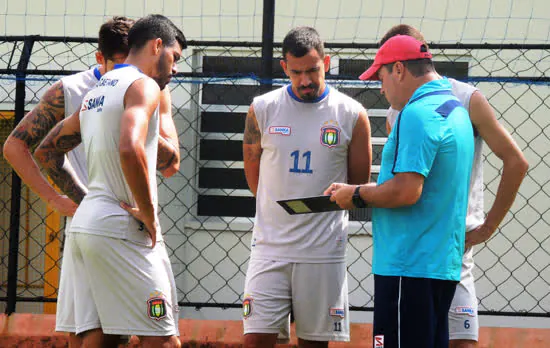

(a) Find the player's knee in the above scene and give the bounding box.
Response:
[139,335,180,348]
[244,333,278,348]
[449,339,477,348]
[297,338,329,348]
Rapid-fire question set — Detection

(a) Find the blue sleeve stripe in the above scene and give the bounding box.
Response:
[435,99,462,118]
[391,110,403,175]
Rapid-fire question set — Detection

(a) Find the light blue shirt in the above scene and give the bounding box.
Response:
[372,78,474,281]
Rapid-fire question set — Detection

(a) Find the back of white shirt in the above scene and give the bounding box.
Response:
[61,67,102,187]
[70,65,161,246]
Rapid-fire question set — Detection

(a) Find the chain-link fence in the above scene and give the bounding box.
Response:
[0,37,548,317]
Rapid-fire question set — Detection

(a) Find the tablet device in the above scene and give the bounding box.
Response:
[277,195,343,215]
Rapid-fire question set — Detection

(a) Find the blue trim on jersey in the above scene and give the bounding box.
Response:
[286,84,329,103]
[114,64,143,73]
[93,67,101,80]
[391,111,403,174]
[390,88,454,174]
[435,99,462,119]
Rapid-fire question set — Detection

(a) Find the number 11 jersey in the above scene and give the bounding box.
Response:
[251,85,365,263]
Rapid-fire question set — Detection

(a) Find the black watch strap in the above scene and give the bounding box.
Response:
[352,185,367,208]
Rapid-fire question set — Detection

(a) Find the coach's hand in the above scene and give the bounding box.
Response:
[324,183,356,209]
[120,201,159,248]
[49,195,78,216]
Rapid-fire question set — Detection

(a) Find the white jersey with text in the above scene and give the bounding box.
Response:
[69,65,161,245]
[61,67,102,188]
[251,85,364,263]
[386,78,484,231]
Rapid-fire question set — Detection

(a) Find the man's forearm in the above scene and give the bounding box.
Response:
[157,135,179,174]
[4,138,63,203]
[120,145,155,219]
[36,150,87,204]
[360,175,422,208]
[484,159,528,230]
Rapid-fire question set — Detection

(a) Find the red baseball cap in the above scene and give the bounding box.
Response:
[358,35,432,81]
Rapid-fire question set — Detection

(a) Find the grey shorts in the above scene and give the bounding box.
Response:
[243,259,349,342]
[65,233,179,336]
[448,247,479,341]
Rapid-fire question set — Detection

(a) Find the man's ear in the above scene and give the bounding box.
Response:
[153,38,163,55]
[395,61,406,82]
[95,51,105,65]
[323,55,331,72]
[280,59,289,77]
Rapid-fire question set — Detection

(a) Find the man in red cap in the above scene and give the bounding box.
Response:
[325,35,475,348]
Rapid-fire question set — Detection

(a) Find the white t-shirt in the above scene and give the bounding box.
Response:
[251,85,365,263]
[70,65,161,246]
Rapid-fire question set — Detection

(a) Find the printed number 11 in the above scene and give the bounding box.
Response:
[289,150,313,173]
[334,322,342,332]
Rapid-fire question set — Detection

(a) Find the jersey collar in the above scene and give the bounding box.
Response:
[286,84,330,103]
[93,67,101,80]
[113,64,143,73]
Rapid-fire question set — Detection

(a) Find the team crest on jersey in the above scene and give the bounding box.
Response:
[81,95,105,112]
[329,307,345,318]
[147,291,167,321]
[243,296,253,318]
[269,126,291,135]
[320,120,340,148]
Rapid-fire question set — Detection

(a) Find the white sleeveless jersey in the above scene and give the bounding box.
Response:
[70,65,161,246]
[251,85,365,263]
[61,67,102,187]
[386,78,484,232]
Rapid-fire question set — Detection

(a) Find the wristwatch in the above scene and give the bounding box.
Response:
[352,185,367,208]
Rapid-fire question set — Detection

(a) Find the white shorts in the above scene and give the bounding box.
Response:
[243,259,349,342]
[448,247,479,341]
[55,231,79,333]
[62,233,179,336]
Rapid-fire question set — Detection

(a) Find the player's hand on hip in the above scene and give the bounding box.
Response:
[326,183,356,209]
[465,223,496,249]
[49,195,78,216]
[119,201,159,248]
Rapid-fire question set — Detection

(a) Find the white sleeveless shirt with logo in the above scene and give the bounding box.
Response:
[61,67,102,187]
[251,85,365,263]
[69,65,161,246]
[387,78,484,232]
[61,67,101,230]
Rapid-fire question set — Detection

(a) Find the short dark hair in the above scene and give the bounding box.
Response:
[98,16,135,60]
[380,24,428,47]
[128,14,187,52]
[282,26,325,59]
[383,58,435,78]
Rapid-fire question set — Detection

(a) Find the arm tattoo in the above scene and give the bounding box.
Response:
[243,110,261,145]
[157,136,178,171]
[243,109,262,162]
[36,121,87,204]
[11,81,65,149]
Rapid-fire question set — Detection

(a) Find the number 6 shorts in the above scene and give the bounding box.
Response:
[243,259,349,342]
[65,233,180,336]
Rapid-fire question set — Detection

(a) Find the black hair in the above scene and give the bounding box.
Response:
[282,26,325,59]
[98,16,135,60]
[128,14,187,52]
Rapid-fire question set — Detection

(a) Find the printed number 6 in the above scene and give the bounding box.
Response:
[464,320,470,329]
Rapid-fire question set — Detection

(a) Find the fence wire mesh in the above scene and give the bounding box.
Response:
[0,38,548,316]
